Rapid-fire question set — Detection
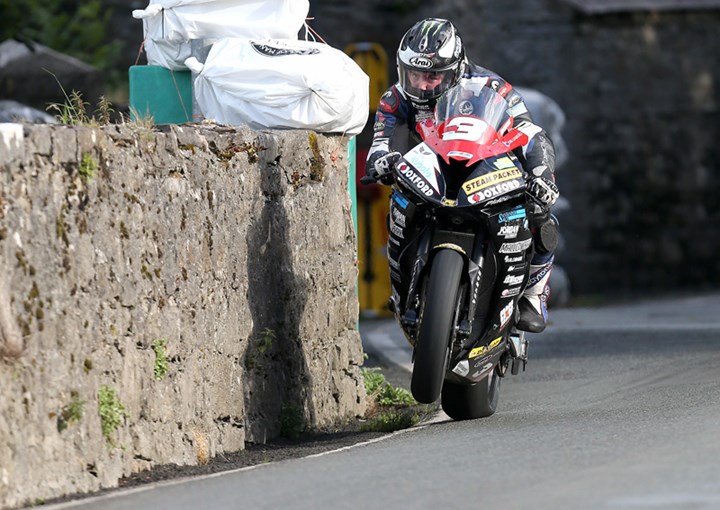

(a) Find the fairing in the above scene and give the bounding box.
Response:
[394,83,529,208]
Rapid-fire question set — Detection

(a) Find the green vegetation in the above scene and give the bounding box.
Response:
[0,0,123,80]
[361,409,420,433]
[360,367,430,433]
[79,152,97,180]
[279,402,305,439]
[97,384,127,445]
[128,106,155,131]
[46,84,117,127]
[57,391,84,432]
[152,338,169,380]
[258,328,275,354]
[362,367,415,406]
[245,328,276,370]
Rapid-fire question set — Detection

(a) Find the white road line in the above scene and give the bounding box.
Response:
[39,426,428,509]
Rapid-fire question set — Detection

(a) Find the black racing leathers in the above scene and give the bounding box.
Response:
[366,61,556,184]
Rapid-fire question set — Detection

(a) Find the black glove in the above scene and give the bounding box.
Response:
[527,176,559,212]
[369,151,401,185]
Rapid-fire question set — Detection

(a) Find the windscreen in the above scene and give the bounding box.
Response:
[434,81,512,145]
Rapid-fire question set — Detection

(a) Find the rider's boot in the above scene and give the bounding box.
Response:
[516,258,553,333]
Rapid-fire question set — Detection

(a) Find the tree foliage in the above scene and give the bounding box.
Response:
[0,0,123,72]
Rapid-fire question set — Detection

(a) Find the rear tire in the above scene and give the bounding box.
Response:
[441,369,501,420]
[411,249,464,404]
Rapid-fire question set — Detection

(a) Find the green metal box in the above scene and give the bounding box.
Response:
[128,65,192,124]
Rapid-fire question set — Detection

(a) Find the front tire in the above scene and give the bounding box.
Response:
[441,369,501,420]
[411,249,464,404]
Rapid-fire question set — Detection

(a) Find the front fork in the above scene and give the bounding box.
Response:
[400,225,488,348]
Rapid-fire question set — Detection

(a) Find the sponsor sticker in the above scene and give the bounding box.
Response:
[458,100,474,115]
[469,337,503,359]
[452,360,470,377]
[499,301,514,329]
[392,191,409,209]
[492,157,517,170]
[391,207,406,227]
[463,168,522,195]
[469,180,522,203]
[498,239,532,253]
[498,206,527,223]
[503,274,524,286]
[404,144,440,191]
[390,223,404,239]
[399,165,434,197]
[498,224,519,238]
[501,287,522,298]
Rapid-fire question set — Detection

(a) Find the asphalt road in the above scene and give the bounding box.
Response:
[43,293,720,510]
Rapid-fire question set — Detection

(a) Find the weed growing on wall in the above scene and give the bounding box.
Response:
[45,71,154,128]
[47,89,92,125]
[152,338,168,380]
[245,328,276,370]
[280,402,305,439]
[79,153,97,180]
[258,328,275,354]
[128,106,155,129]
[97,385,127,445]
[57,391,85,432]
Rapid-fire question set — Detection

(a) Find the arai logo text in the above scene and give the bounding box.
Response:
[409,56,433,69]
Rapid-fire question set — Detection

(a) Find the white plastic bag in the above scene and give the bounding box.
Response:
[187,38,370,135]
[133,0,309,69]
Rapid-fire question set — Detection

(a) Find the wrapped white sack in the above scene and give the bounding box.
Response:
[133,0,309,70]
[187,38,370,135]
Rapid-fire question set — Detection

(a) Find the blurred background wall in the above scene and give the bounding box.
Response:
[307,0,720,299]
[2,0,719,300]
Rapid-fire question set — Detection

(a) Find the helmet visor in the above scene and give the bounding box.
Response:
[398,63,458,102]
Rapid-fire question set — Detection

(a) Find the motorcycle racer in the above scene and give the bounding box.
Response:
[365,17,560,333]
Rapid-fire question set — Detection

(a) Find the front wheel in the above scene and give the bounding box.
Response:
[411,249,464,404]
[441,369,501,420]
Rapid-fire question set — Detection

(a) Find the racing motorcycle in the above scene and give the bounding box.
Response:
[363,80,549,420]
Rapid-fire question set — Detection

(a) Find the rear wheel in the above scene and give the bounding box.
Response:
[441,369,501,420]
[411,249,464,404]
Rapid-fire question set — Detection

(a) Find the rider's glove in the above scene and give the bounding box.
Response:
[527,176,559,212]
[372,151,402,185]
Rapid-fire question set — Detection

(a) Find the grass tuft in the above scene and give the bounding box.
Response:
[360,367,430,433]
[360,409,419,433]
[98,384,127,445]
[362,367,416,406]
[152,338,168,380]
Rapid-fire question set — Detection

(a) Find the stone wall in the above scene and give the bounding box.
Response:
[309,0,720,295]
[0,123,366,508]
